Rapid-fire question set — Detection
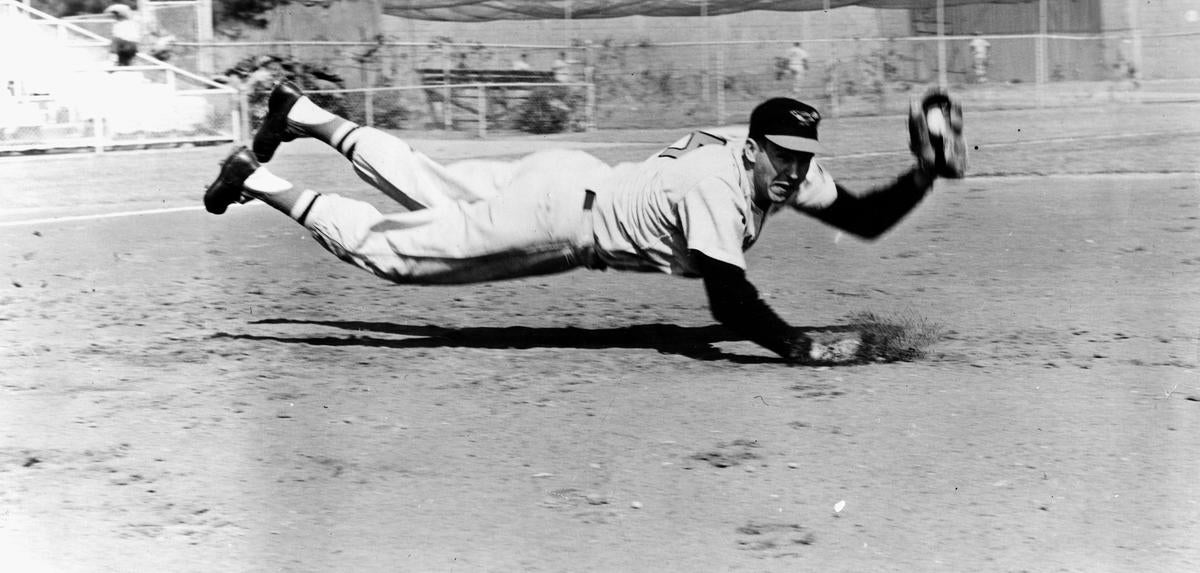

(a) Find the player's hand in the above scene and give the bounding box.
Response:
[779,334,814,364]
[908,89,967,179]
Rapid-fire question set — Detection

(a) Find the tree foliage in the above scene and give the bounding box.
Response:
[32,0,124,18]
[515,87,579,134]
[214,0,292,28]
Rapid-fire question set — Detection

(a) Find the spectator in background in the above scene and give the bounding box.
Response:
[147,24,177,62]
[1116,38,1140,87]
[512,53,531,71]
[786,42,809,96]
[106,3,140,66]
[968,31,991,83]
[552,52,572,83]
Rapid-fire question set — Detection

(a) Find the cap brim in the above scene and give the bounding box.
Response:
[764,134,824,154]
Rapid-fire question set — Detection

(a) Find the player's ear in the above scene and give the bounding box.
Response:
[743,138,760,164]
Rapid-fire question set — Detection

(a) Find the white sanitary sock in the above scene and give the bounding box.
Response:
[288,97,338,127]
[244,167,293,195]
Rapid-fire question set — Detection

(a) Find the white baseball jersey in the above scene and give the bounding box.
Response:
[299,127,835,285]
[590,131,837,277]
[969,37,991,60]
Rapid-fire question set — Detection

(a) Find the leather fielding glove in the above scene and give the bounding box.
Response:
[909,89,967,179]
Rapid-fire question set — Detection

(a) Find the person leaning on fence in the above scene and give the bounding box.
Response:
[552,52,572,82]
[201,81,967,364]
[512,53,532,71]
[105,3,140,67]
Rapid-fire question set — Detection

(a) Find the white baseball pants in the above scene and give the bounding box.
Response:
[300,127,611,284]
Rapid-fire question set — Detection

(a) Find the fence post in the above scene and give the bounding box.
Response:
[362,66,375,128]
[441,43,452,130]
[715,19,726,125]
[584,42,595,85]
[196,0,214,75]
[477,84,486,138]
[700,0,710,104]
[239,89,252,145]
[1037,0,1047,108]
[93,103,106,154]
[585,82,596,132]
[365,89,375,128]
[936,0,947,90]
[823,0,838,117]
[1126,0,1143,83]
[230,95,241,143]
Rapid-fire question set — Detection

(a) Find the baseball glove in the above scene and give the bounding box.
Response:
[780,332,863,366]
[909,89,966,178]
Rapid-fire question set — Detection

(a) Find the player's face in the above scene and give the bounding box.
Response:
[750,139,813,205]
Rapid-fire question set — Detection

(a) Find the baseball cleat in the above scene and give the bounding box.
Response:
[252,80,305,163]
[204,146,259,215]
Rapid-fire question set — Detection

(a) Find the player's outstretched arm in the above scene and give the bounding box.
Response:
[802,89,966,239]
[803,167,935,239]
[693,251,812,363]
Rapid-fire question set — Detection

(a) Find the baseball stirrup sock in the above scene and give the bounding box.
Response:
[332,125,364,159]
[287,97,338,127]
[289,189,320,224]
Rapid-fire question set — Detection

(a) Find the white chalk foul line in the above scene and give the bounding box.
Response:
[0,205,205,228]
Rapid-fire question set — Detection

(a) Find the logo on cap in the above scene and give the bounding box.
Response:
[790,109,820,127]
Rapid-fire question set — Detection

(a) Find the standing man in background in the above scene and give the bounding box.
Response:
[968,31,991,84]
[552,52,572,83]
[106,3,140,66]
[786,42,810,96]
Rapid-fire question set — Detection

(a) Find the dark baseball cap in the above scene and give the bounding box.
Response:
[748,97,824,154]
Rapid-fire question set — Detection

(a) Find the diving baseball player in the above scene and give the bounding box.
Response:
[204,81,965,364]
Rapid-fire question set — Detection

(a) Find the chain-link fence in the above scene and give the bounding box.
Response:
[184,42,586,89]
[236,81,594,138]
[142,0,201,69]
[10,0,1199,147]
[182,26,1199,133]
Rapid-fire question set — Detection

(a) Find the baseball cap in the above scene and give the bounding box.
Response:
[105,3,132,17]
[748,97,824,154]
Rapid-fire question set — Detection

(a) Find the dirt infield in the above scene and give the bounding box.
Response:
[2,103,1199,572]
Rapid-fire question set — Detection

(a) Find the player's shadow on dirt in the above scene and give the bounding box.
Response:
[215,318,846,364]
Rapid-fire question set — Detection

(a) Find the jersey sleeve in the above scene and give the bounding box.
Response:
[678,177,749,270]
